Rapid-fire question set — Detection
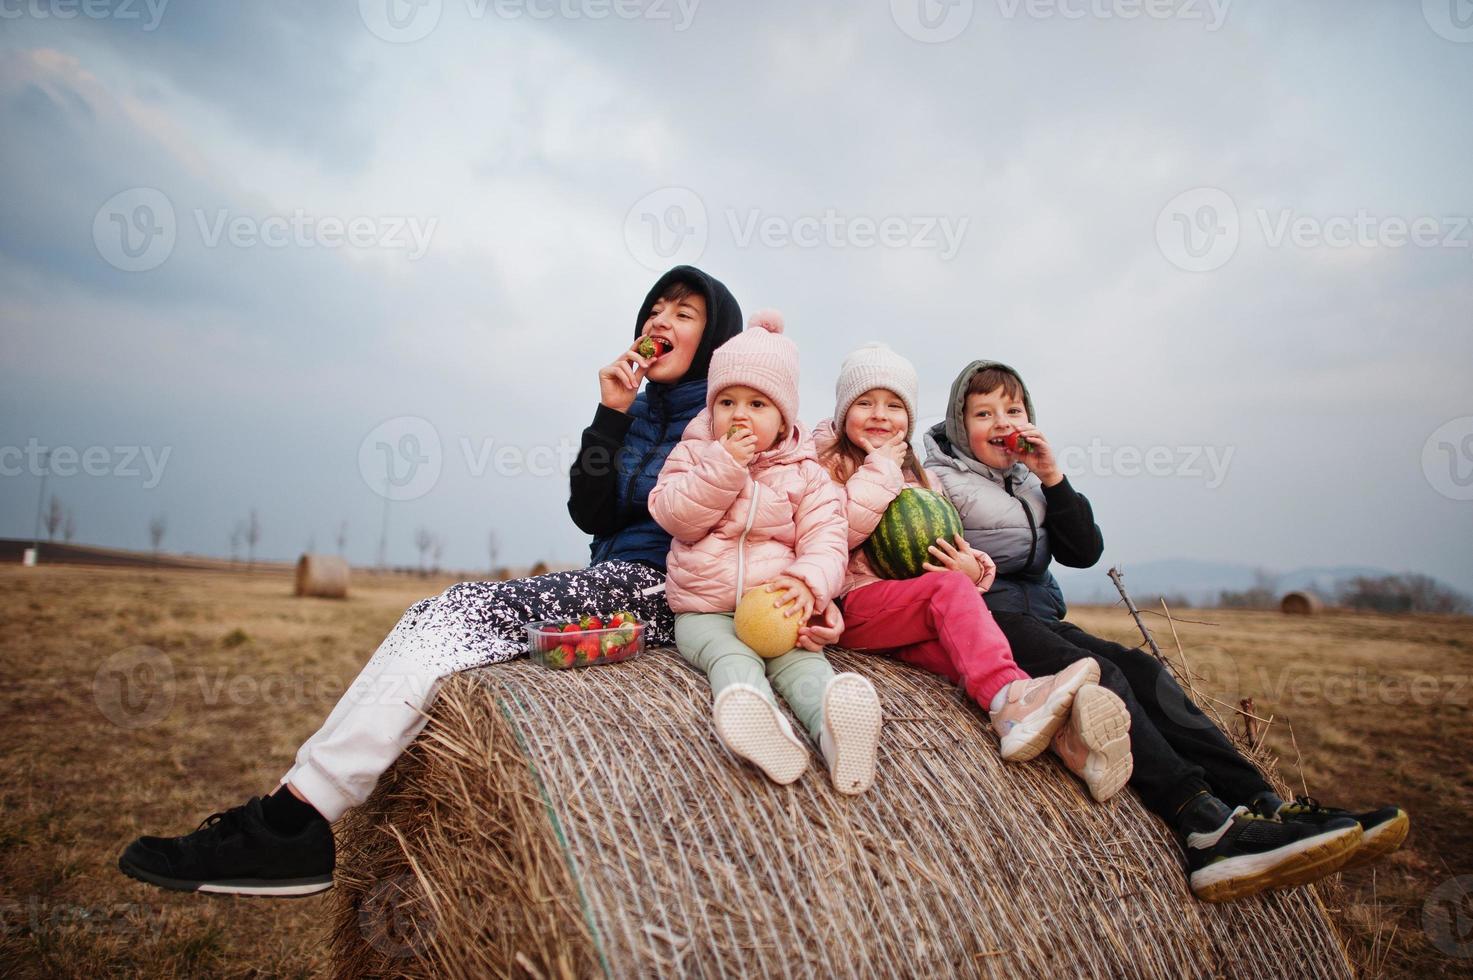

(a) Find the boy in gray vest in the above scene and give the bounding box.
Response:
[924,359,1408,902]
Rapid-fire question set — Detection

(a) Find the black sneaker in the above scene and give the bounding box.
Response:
[1269,796,1410,871]
[1185,805,1361,902]
[118,797,334,896]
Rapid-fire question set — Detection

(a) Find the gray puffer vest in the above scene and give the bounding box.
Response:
[923,423,1069,620]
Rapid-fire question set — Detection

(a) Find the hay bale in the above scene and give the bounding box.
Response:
[1280,591,1323,615]
[331,650,1353,979]
[295,554,349,599]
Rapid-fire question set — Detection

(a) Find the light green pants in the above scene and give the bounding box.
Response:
[674,612,834,741]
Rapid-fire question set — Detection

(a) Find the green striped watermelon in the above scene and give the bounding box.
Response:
[862,488,966,580]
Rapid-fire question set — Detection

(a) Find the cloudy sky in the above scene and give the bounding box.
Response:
[2,0,1470,595]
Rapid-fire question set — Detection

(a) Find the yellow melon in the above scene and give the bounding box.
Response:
[733,586,802,659]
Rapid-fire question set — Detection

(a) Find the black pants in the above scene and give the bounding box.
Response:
[992,612,1271,822]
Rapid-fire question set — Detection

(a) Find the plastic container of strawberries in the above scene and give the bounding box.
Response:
[526,614,645,670]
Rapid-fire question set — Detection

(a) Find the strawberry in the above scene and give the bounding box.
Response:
[561,623,580,634]
[636,336,672,360]
[1004,431,1034,454]
[575,637,600,665]
[579,615,603,631]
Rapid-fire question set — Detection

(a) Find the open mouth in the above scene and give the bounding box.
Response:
[637,335,674,359]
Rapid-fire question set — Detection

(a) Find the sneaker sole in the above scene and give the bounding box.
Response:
[714,687,809,785]
[823,674,882,796]
[1191,824,1361,903]
[998,660,1100,763]
[1070,685,1133,803]
[1342,810,1410,871]
[118,856,333,897]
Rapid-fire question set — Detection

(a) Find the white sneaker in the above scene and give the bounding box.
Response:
[1051,683,1133,803]
[819,673,882,795]
[712,683,808,785]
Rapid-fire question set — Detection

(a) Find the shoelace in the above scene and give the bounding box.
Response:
[1284,795,1326,815]
[194,806,246,838]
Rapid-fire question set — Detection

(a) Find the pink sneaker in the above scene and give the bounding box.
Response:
[1051,683,1133,802]
[990,659,1100,762]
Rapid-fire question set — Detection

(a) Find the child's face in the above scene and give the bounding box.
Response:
[964,388,1029,468]
[712,385,784,453]
[641,291,707,383]
[843,387,909,449]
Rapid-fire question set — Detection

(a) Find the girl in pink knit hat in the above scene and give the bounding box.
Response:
[812,343,1134,794]
[649,312,884,795]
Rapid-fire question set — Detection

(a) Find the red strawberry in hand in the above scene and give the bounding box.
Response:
[1004,431,1033,454]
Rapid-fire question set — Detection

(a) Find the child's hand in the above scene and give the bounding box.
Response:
[859,431,909,469]
[598,341,654,413]
[720,424,759,466]
[765,575,816,623]
[969,546,997,592]
[923,533,987,587]
[797,602,844,652]
[1009,424,1062,487]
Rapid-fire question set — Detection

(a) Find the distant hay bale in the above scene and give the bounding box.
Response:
[1280,591,1323,615]
[330,650,1352,978]
[294,554,349,599]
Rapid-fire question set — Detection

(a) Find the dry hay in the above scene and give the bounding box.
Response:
[1280,591,1324,616]
[331,649,1353,979]
[296,554,350,599]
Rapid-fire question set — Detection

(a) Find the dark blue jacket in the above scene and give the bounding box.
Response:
[567,266,743,571]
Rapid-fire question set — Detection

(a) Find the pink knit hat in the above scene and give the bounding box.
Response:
[706,309,800,428]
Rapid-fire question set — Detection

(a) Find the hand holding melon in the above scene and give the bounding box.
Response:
[863,488,966,580]
[921,533,986,585]
[733,585,803,658]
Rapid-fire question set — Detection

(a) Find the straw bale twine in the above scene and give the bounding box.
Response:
[1280,591,1323,616]
[295,554,350,599]
[331,649,1352,979]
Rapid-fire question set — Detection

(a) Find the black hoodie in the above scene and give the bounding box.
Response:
[567,266,744,568]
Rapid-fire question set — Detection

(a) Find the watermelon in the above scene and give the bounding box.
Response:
[862,487,965,580]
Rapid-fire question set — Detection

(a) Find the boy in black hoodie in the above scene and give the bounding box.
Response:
[117,266,743,898]
[923,359,1409,902]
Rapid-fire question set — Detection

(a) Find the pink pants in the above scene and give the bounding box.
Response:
[838,571,1028,708]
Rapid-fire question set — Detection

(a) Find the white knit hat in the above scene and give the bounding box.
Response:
[833,343,920,440]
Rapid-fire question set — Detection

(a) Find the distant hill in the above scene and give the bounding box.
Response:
[1055,559,1395,607]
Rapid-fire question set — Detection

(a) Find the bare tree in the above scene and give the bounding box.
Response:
[414,527,433,575]
[63,508,76,543]
[148,514,167,557]
[246,509,261,569]
[487,530,500,576]
[337,520,348,555]
[229,521,244,563]
[431,535,445,575]
[45,495,64,541]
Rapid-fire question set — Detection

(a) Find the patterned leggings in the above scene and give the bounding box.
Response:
[283,561,672,820]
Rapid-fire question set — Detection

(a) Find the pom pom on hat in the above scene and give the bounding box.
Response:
[747,309,785,334]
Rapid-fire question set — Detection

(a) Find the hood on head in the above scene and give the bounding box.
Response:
[635,265,743,385]
[942,359,1036,465]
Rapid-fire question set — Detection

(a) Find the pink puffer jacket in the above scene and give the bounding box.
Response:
[649,410,848,615]
[812,418,940,598]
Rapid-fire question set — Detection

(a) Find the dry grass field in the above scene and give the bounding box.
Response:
[1,564,1469,978]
